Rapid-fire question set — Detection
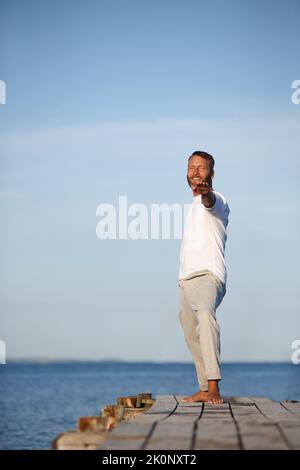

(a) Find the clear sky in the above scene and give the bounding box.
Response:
[0,0,299,362]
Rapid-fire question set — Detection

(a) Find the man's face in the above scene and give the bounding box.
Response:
[187,156,214,192]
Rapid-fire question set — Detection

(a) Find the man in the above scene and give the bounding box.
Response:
[178,151,230,404]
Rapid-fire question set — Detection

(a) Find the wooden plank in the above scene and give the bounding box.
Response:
[98,396,161,449]
[195,419,239,450]
[251,397,300,422]
[202,402,232,417]
[128,412,171,424]
[231,403,266,422]
[279,402,300,449]
[112,395,178,425]
[231,402,289,450]
[53,430,107,450]
[240,422,288,450]
[99,421,153,450]
[145,421,194,450]
[277,422,300,450]
[281,401,300,417]
[136,409,200,424]
[146,403,238,450]
[145,395,177,414]
[228,396,255,404]
[164,403,202,423]
[194,403,240,450]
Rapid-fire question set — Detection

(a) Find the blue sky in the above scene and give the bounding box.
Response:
[0,0,299,362]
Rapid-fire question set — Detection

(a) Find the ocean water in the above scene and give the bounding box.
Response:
[0,361,299,450]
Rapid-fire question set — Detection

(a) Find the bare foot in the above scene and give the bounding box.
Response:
[180,390,209,403]
[207,380,223,404]
[207,392,223,404]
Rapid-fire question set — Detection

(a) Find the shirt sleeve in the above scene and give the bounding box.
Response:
[205,192,230,222]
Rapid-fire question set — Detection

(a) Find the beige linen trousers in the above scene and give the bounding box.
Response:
[178,271,226,391]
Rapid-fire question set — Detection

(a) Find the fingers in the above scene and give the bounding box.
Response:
[193,181,209,193]
[192,180,208,188]
[198,181,209,188]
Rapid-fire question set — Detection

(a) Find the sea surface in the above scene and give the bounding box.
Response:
[0,361,299,450]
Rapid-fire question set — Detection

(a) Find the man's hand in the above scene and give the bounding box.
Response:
[191,179,216,208]
[191,179,210,195]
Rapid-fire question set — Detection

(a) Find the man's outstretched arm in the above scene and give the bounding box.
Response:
[192,180,229,219]
[191,179,216,208]
[202,189,216,209]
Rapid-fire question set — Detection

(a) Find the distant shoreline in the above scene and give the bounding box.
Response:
[3,359,294,365]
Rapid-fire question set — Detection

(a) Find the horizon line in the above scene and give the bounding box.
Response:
[3,358,293,365]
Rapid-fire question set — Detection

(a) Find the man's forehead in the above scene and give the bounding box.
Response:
[188,156,208,166]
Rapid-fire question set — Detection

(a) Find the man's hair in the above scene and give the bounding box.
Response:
[188,151,215,173]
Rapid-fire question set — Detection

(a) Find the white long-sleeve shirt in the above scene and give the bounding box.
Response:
[178,190,230,286]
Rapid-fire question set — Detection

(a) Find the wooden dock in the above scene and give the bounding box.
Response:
[98,395,300,450]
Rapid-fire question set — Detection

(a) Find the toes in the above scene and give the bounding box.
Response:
[207,397,223,405]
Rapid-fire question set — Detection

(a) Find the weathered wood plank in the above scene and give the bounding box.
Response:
[129,412,171,424]
[145,421,194,450]
[277,422,300,450]
[251,397,300,422]
[202,402,231,417]
[231,402,288,450]
[108,395,177,425]
[241,422,289,450]
[194,403,240,450]
[228,396,255,404]
[195,419,239,450]
[145,395,177,414]
[99,395,194,449]
[53,430,107,450]
[230,403,266,422]
[163,403,202,423]
[99,421,153,450]
[281,401,300,417]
